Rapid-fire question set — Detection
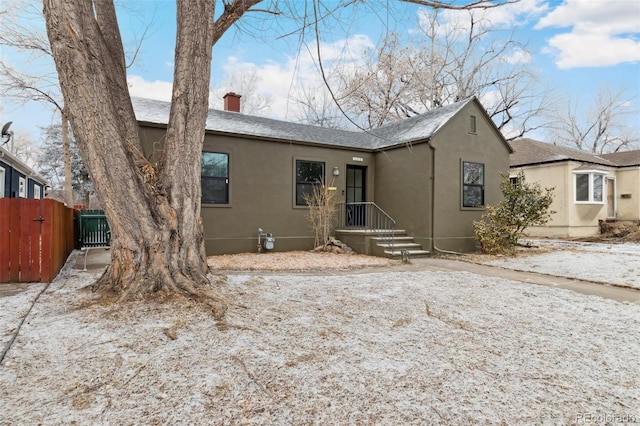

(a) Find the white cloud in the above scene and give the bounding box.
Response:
[127,75,173,101]
[210,35,374,120]
[128,35,375,121]
[536,0,640,69]
[502,49,533,65]
[416,0,548,38]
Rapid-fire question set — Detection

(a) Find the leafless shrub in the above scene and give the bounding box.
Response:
[303,179,338,250]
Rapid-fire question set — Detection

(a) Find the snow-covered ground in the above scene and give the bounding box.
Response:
[1,246,639,424]
[481,239,640,290]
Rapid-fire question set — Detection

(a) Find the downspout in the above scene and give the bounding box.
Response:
[428,140,466,256]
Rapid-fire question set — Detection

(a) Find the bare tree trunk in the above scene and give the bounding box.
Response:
[61,111,74,207]
[43,0,225,315]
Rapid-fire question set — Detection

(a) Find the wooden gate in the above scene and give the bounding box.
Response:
[0,198,75,283]
[76,209,110,248]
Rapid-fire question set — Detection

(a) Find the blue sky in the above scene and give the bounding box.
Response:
[1,0,639,145]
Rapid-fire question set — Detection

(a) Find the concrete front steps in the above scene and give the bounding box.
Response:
[334,229,430,259]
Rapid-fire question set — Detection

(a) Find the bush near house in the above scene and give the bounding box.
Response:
[304,179,339,250]
[474,172,555,254]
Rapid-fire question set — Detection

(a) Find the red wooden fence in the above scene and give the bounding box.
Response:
[0,198,75,283]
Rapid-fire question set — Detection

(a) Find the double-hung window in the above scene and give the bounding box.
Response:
[574,170,606,204]
[462,161,485,208]
[296,160,325,206]
[18,176,26,198]
[202,152,229,204]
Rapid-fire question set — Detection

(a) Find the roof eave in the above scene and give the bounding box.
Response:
[511,158,618,168]
[0,147,48,185]
[137,120,373,153]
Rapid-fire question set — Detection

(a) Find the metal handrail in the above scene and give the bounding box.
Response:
[337,202,396,252]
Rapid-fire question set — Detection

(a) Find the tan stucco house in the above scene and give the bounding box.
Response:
[510,138,640,238]
[134,95,511,256]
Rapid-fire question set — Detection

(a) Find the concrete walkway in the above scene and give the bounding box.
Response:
[408,257,640,305]
[72,247,111,273]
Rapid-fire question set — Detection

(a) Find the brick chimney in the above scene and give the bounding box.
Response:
[223,92,241,113]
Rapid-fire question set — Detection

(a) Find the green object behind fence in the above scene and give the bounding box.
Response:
[76,210,110,248]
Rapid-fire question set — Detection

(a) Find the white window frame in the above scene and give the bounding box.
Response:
[573,170,608,204]
[0,166,5,198]
[18,176,26,198]
[509,174,520,189]
[34,184,41,200]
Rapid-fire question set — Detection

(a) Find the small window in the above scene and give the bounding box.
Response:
[574,171,605,204]
[509,176,520,189]
[296,160,325,206]
[18,176,26,198]
[34,185,41,199]
[462,161,484,208]
[469,115,477,134]
[201,152,229,204]
[0,166,4,198]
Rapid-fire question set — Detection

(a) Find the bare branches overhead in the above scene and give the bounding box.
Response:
[400,0,519,10]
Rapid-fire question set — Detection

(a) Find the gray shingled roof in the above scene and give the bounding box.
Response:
[600,150,640,167]
[509,138,617,167]
[367,100,471,149]
[132,96,473,151]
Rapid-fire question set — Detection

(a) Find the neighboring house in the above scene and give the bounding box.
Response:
[0,146,47,200]
[134,94,511,256]
[510,138,640,238]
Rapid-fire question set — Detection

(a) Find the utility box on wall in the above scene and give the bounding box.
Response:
[263,234,275,250]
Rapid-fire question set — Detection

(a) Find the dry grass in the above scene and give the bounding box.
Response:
[207,250,400,272]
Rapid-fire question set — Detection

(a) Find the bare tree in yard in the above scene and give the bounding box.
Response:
[415,9,554,139]
[42,0,261,314]
[0,0,75,206]
[551,86,640,154]
[340,33,426,129]
[42,0,516,311]
[318,7,551,139]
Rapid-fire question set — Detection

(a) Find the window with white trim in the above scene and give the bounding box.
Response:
[0,166,4,198]
[18,176,26,198]
[34,185,41,199]
[574,170,606,204]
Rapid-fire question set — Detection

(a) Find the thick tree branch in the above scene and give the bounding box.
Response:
[211,0,264,45]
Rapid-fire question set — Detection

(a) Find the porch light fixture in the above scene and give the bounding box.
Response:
[332,166,340,176]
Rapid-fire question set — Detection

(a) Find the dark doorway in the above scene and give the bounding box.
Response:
[346,165,366,227]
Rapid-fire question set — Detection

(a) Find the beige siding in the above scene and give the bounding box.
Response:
[615,167,640,221]
[512,161,625,237]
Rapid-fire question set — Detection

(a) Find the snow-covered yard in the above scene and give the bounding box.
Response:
[480,239,640,290]
[1,245,639,424]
